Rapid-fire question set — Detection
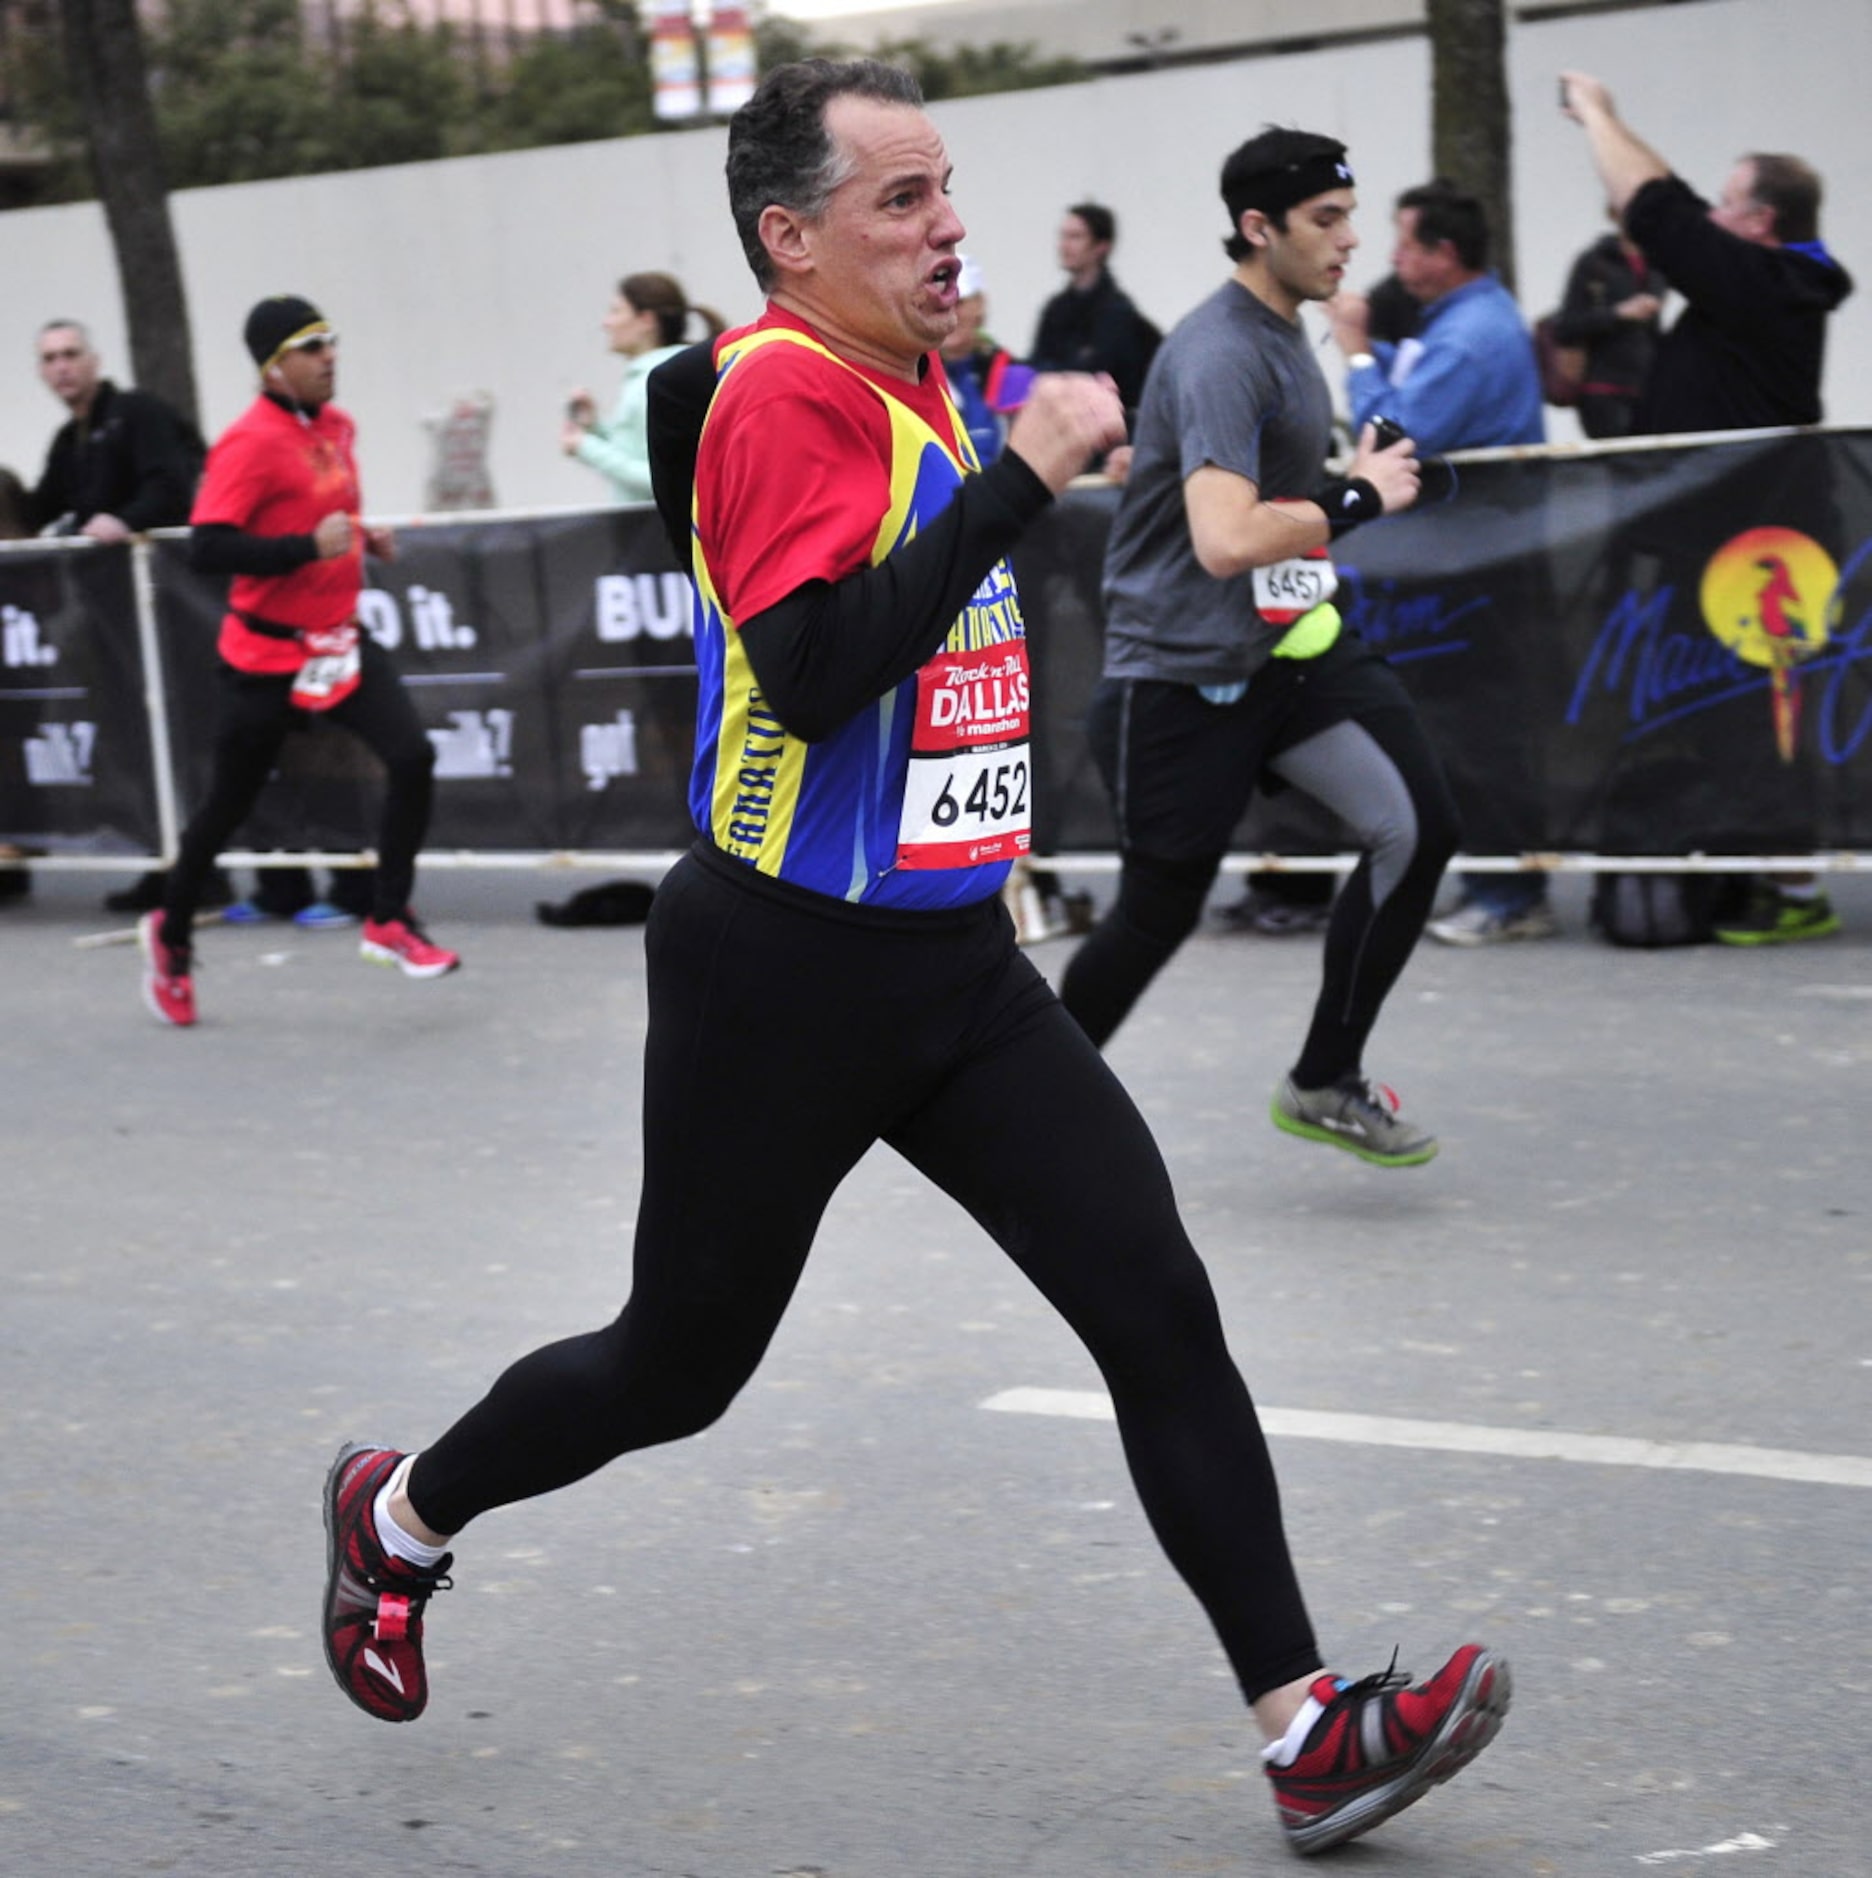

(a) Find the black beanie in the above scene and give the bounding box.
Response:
[243,295,329,368]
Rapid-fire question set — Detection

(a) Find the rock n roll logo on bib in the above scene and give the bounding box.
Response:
[1698,526,1838,762]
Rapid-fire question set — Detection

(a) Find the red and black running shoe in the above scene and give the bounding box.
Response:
[359,915,460,979]
[1266,1643,1511,1855]
[137,910,196,1027]
[321,1442,452,1723]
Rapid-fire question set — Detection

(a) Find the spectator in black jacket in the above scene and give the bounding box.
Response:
[28,320,227,913]
[1553,218,1662,439]
[1029,202,1161,418]
[1562,71,1855,944]
[1560,76,1851,435]
[26,321,205,540]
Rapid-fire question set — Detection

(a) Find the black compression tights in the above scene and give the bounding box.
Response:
[409,849,1322,1704]
[1061,708,1459,1085]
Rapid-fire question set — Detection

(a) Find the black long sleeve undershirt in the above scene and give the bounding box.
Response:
[189,521,320,578]
[736,450,1052,743]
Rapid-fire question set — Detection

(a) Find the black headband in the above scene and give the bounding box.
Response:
[1225,150,1356,222]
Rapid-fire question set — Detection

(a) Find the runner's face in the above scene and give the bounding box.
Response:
[1263,189,1360,307]
[793,95,966,375]
[604,294,658,356]
[272,338,337,404]
[38,327,100,409]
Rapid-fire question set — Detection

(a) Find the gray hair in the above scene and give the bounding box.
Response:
[37,318,94,350]
[726,58,924,292]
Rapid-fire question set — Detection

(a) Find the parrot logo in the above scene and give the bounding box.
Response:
[1699,528,1837,761]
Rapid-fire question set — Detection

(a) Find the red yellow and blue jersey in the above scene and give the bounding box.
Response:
[688,308,1031,911]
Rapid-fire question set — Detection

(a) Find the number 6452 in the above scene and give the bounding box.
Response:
[930,760,1029,827]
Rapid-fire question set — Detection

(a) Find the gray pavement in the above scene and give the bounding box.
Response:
[3,865,1869,1878]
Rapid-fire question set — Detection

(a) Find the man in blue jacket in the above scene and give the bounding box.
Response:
[1330,184,1553,945]
[1329,183,1544,456]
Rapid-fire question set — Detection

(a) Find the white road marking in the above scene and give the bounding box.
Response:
[1636,1829,1780,1864]
[980,1390,1872,1490]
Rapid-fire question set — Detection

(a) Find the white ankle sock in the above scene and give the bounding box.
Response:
[1261,1689,1330,1767]
[372,1455,451,1568]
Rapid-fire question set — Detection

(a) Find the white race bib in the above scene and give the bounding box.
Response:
[291,620,363,712]
[1253,550,1339,626]
[895,641,1032,870]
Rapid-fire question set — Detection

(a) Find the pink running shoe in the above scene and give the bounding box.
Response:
[321,1443,452,1723]
[137,910,196,1027]
[359,914,460,979]
[1266,1643,1511,1855]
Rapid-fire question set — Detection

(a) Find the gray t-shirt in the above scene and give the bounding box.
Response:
[1101,279,1333,684]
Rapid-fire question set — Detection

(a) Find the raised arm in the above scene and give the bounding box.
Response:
[1560,72,1671,220]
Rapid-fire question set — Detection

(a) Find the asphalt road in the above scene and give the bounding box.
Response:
[3,865,1868,1878]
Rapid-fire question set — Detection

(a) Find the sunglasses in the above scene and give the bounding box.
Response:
[282,332,339,356]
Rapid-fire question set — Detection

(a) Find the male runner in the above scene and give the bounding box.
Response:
[138,295,457,1026]
[319,66,1507,1856]
[1059,128,1461,1168]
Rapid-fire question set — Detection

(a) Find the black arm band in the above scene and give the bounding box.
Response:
[1310,476,1385,537]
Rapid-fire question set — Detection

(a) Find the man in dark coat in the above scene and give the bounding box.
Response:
[1029,202,1160,417]
[27,321,204,542]
[1562,71,1854,943]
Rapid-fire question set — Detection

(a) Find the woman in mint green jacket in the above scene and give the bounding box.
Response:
[562,273,727,503]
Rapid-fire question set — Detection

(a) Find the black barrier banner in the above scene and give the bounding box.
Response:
[1021,430,1872,856]
[0,542,161,853]
[123,431,1872,861]
[151,508,699,855]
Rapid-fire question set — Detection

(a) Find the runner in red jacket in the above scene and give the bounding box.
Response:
[138,296,458,1027]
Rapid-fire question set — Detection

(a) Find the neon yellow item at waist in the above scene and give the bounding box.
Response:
[1270,601,1343,661]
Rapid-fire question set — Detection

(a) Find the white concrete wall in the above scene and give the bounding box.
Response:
[1,0,1864,514]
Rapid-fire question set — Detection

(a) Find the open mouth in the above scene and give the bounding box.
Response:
[928,257,962,305]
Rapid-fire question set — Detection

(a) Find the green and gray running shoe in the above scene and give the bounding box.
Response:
[1271,1073,1438,1167]
[1714,888,1840,945]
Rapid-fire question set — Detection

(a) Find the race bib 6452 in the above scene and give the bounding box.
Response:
[895,641,1032,870]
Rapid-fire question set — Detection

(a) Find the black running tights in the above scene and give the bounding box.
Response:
[409,850,1322,1703]
[159,637,435,948]
[1061,705,1458,1085]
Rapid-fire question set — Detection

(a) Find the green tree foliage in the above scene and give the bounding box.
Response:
[0,2,1085,206]
[321,4,470,173]
[475,23,653,152]
[153,0,350,189]
[873,37,1086,102]
[749,22,1086,103]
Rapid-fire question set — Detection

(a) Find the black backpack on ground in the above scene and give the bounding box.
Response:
[1589,871,1750,947]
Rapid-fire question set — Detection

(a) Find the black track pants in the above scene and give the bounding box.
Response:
[410,847,1322,1703]
[160,636,434,947]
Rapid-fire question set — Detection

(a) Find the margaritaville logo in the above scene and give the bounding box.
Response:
[1697,526,1837,761]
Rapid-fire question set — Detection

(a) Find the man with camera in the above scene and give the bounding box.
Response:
[1562,70,1854,945]
[1059,127,1460,1169]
